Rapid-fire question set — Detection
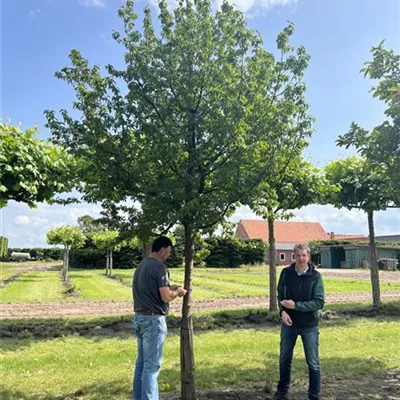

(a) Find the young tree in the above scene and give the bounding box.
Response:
[46,226,86,281]
[92,230,120,276]
[337,42,400,202]
[325,156,397,307]
[45,1,312,397]
[251,159,328,311]
[0,123,75,208]
[332,42,399,307]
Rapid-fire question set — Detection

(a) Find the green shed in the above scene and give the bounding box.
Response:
[320,245,399,269]
[320,246,345,268]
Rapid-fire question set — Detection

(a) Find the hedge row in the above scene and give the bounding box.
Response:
[204,238,266,268]
[69,246,142,269]
[2,237,267,269]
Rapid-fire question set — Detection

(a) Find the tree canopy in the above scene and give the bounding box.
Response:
[325,156,396,306]
[45,1,313,397]
[337,42,400,202]
[251,158,328,311]
[0,123,75,208]
[325,156,395,213]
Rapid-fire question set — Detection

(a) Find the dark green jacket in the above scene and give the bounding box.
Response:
[278,263,325,328]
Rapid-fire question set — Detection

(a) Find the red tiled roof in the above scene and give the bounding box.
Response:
[235,219,330,243]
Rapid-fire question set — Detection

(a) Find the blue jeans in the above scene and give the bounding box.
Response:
[277,325,321,398]
[133,315,167,400]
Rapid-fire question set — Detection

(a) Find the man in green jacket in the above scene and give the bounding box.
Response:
[273,244,325,400]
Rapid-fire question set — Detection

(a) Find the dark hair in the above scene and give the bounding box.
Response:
[152,236,173,252]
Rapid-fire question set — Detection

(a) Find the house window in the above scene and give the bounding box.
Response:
[280,253,286,261]
[291,253,296,261]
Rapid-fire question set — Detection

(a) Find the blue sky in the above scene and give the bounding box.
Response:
[2,0,400,247]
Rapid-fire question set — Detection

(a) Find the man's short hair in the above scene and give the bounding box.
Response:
[293,243,310,255]
[152,236,173,252]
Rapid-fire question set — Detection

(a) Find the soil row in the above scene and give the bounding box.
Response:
[1,290,400,319]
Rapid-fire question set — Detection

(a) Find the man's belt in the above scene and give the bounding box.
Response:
[135,309,164,316]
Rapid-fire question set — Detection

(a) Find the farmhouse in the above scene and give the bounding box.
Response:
[235,220,330,265]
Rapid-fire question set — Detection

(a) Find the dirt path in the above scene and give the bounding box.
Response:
[1,290,400,319]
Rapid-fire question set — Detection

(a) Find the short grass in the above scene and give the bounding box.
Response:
[114,267,400,301]
[323,277,400,292]
[68,270,131,301]
[1,316,399,400]
[0,270,132,303]
[0,261,61,269]
[0,268,23,280]
[0,271,65,303]
[0,261,62,281]
[1,267,399,303]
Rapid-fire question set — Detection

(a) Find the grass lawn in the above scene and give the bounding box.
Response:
[0,261,62,281]
[0,261,62,269]
[113,267,400,300]
[1,267,399,303]
[0,270,131,303]
[0,268,24,280]
[0,271,66,303]
[68,270,131,301]
[1,316,399,400]
[324,277,400,293]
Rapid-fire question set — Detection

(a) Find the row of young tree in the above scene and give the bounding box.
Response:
[44,214,267,275]
[1,1,399,398]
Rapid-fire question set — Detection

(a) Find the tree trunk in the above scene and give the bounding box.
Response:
[109,249,113,276]
[268,217,277,312]
[367,210,381,307]
[142,242,151,260]
[62,247,67,281]
[106,250,110,276]
[180,224,196,400]
[62,246,69,282]
[105,250,109,276]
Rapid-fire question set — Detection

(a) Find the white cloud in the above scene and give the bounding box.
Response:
[231,205,263,223]
[261,0,297,9]
[78,0,106,8]
[15,215,31,225]
[29,8,42,18]
[3,200,398,248]
[2,201,102,248]
[149,0,296,14]
[231,205,400,237]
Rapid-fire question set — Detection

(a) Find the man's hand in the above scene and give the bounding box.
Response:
[177,287,187,297]
[281,299,295,310]
[281,311,293,326]
[170,284,180,290]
